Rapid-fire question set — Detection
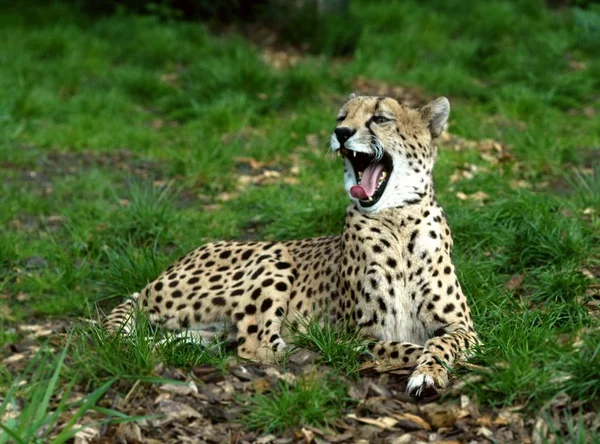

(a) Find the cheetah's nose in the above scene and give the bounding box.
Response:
[334,127,356,147]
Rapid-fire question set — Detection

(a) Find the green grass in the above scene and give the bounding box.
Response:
[67,312,234,384]
[0,342,119,443]
[286,315,370,377]
[239,374,354,434]
[0,0,599,438]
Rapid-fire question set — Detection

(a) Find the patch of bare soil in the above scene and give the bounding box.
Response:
[0,149,167,187]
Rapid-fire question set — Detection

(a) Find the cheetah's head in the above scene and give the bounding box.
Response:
[330,95,449,213]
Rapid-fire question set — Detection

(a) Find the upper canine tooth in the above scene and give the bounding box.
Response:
[353,151,356,157]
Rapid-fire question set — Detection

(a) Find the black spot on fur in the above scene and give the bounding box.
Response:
[251,288,261,300]
[251,267,265,279]
[212,297,226,306]
[443,303,455,313]
[275,282,288,292]
[241,249,254,260]
[261,298,273,312]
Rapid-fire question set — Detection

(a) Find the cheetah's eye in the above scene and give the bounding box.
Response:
[336,115,346,123]
[372,115,393,124]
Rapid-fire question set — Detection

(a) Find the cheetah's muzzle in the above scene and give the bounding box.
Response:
[340,148,393,207]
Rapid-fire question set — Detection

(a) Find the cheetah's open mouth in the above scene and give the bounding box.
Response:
[340,148,393,207]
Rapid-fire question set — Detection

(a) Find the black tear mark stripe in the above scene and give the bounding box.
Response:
[374,97,382,112]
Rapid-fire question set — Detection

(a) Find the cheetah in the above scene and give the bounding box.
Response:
[104,94,479,395]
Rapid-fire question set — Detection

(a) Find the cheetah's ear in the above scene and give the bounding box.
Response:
[347,92,357,100]
[420,97,450,139]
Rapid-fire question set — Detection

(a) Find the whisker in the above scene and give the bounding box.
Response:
[371,135,384,161]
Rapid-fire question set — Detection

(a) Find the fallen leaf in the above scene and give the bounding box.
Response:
[456,191,489,204]
[253,378,272,394]
[388,434,413,444]
[477,426,493,438]
[261,48,303,70]
[347,413,398,430]
[116,422,143,442]
[493,410,523,426]
[421,404,458,429]
[160,72,179,86]
[568,60,587,71]
[0,305,14,321]
[74,426,99,444]
[505,273,525,291]
[510,179,532,190]
[392,413,431,431]
[159,381,198,396]
[255,434,277,444]
[300,427,314,443]
[154,400,203,426]
[532,417,550,444]
[263,367,296,384]
[0,401,19,423]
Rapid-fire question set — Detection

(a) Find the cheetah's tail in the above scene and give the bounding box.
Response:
[103,292,140,336]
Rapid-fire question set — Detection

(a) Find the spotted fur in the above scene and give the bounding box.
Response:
[104,95,479,395]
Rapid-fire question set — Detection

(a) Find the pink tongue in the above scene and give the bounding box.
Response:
[350,162,385,200]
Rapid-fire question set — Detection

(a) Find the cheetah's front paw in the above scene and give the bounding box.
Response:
[255,338,288,363]
[406,363,449,397]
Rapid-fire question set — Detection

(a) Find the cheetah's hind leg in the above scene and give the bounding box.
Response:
[103,292,141,336]
[156,322,238,353]
[103,293,236,350]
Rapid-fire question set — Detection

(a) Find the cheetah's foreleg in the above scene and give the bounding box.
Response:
[406,329,479,396]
